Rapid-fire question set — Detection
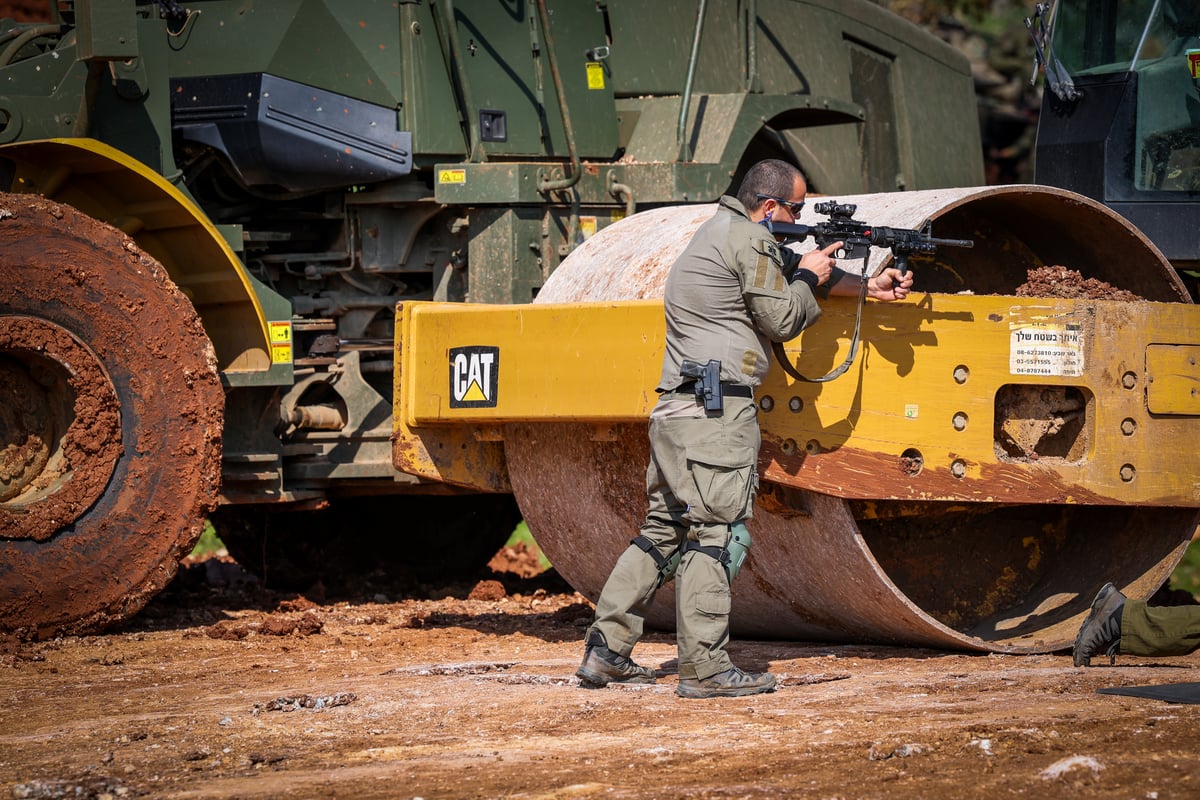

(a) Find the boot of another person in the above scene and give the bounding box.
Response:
[676,666,777,699]
[1073,582,1126,667]
[576,632,656,687]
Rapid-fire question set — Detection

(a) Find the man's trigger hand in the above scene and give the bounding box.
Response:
[798,241,842,285]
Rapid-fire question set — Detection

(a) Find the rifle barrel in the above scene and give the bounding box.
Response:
[766,220,973,250]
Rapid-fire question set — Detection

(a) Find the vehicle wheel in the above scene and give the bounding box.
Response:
[0,193,223,638]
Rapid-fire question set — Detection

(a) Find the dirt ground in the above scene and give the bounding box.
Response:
[2,543,1198,800]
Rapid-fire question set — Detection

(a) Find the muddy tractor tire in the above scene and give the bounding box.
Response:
[0,193,224,638]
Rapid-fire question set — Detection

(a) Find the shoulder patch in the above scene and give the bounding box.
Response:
[750,246,787,294]
[757,240,784,266]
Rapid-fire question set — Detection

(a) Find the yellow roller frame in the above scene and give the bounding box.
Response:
[394,294,1200,506]
[393,300,665,491]
[0,138,275,375]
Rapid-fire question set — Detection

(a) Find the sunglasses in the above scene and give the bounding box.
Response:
[756,194,805,215]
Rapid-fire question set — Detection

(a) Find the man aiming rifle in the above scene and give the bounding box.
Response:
[575,160,920,698]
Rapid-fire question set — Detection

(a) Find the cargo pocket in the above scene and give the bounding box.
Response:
[696,587,732,620]
[683,444,756,524]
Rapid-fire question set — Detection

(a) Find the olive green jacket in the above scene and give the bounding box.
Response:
[657,196,824,390]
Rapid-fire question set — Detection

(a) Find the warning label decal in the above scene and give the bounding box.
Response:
[1009,323,1084,377]
[269,320,293,364]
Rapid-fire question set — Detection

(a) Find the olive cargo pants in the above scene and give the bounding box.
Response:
[1121,598,1200,657]
[588,396,759,681]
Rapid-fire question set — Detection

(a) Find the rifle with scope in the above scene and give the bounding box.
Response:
[766,200,974,276]
[763,201,973,384]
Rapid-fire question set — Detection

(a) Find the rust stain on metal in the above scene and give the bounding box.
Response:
[391,425,511,493]
[759,435,1123,505]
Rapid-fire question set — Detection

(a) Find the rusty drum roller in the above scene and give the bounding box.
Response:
[504,185,1200,653]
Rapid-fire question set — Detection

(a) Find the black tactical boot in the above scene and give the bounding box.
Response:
[576,632,656,687]
[1073,582,1126,667]
[676,666,777,699]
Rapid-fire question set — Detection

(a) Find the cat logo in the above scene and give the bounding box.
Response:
[449,346,499,408]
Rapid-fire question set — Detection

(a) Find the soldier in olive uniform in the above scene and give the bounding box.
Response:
[1074,583,1200,666]
[576,159,915,698]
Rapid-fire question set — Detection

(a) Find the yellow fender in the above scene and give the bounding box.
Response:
[0,138,281,375]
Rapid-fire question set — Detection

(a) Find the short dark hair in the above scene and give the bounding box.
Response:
[737,159,803,211]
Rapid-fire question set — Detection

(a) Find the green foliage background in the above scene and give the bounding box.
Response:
[1173,537,1200,596]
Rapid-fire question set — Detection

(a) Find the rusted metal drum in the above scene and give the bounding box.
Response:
[505,186,1199,653]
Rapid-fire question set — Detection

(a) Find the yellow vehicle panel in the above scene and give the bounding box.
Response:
[394,294,1200,506]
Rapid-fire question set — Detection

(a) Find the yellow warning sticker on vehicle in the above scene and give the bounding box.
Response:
[580,216,597,239]
[269,320,292,342]
[269,320,293,364]
[439,168,467,185]
[586,62,605,90]
[1189,49,1200,79]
